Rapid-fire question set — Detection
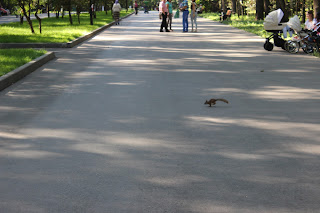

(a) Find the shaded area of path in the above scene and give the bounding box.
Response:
[0,11,320,213]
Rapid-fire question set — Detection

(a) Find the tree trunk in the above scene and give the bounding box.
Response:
[276,0,281,9]
[256,0,264,20]
[296,0,300,14]
[28,1,31,17]
[264,0,270,16]
[232,0,237,14]
[18,1,35,33]
[302,0,306,23]
[20,14,24,24]
[276,0,289,21]
[68,0,73,25]
[89,0,94,25]
[47,0,50,18]
[78,13,81,24]
[221,0,226,13]
[126,0,128,12]
[77,6,81,24]
[25,14,35,33]
[104,1,109,15]
[35,0,42,33]
[69,10,73,24]
[236,0,240,16]
[25,15,35,34]
[93,0,97,18]
[290,0,294,16]
[314,0,320,17]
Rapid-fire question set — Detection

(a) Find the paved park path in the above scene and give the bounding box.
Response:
[1,11,320,213]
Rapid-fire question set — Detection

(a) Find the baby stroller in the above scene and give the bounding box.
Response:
[286,15,320,54]
[263,9,287,51]
[285,15,309,53]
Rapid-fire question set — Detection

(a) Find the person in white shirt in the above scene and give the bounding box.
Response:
[313,12,320,35]
[112,0,121,25]
[305,10,316,30]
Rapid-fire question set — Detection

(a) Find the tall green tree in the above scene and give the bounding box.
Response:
[256,0,264,19]
[89,0,94,25]
[35,0,42,33]
[314,0,320,16]
[17,0,35,33]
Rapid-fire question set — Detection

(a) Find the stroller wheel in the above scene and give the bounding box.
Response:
[284,41,299,53]
[264,41,274,51]
[314,45,320,53]
[302,44,314,54]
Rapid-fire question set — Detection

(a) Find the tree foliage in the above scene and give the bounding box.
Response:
[195,0,319,20]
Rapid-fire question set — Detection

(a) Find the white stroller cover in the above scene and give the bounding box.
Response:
[287,15,302,33]
[264,9,287,31]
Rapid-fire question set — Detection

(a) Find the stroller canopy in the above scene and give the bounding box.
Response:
[287,15,302,33]
[264,9,287,31]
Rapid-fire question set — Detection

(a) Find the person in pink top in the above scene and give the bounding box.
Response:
[159,0,170,32]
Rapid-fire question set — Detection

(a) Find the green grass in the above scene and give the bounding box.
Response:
[0,49,47,76]
[0,11,132,43]
[201,12,268,38]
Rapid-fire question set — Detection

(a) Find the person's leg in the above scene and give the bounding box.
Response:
[167,13,172,30]
[194,14,197,31]
[161,13,166,31]
[115,12,119,25]
[186,11,189,32]
[160,14,163,31]
[191,17,194,31]
[191,13,194,31]
[182,12,184,31]
[164,12,169,31]
[182,12,185,31]
[183,11,187,32]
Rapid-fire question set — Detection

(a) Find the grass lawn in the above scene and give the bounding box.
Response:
[0,10,132,43]
[0,49,47,76]
[201,13,269,38]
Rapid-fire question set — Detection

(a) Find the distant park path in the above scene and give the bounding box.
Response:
[1,11,320,213]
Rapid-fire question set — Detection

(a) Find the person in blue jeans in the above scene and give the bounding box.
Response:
[180,0,189,32]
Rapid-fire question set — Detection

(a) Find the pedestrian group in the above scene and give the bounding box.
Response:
[112,0,203,33]
[159,0,202,33]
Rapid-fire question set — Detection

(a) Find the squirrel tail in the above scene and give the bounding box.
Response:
[216,99,229,104]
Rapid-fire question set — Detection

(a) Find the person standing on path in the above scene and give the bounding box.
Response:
[112,0,121,25]
[190,0,197,32]
[134,0,139,15]
[180,0,189,32]
[166,0,173,31]
[159,0,170,32]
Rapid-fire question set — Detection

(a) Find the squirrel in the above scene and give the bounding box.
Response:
[204,98,229,107]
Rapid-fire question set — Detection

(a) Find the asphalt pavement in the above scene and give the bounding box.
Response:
[1,11,320,213]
